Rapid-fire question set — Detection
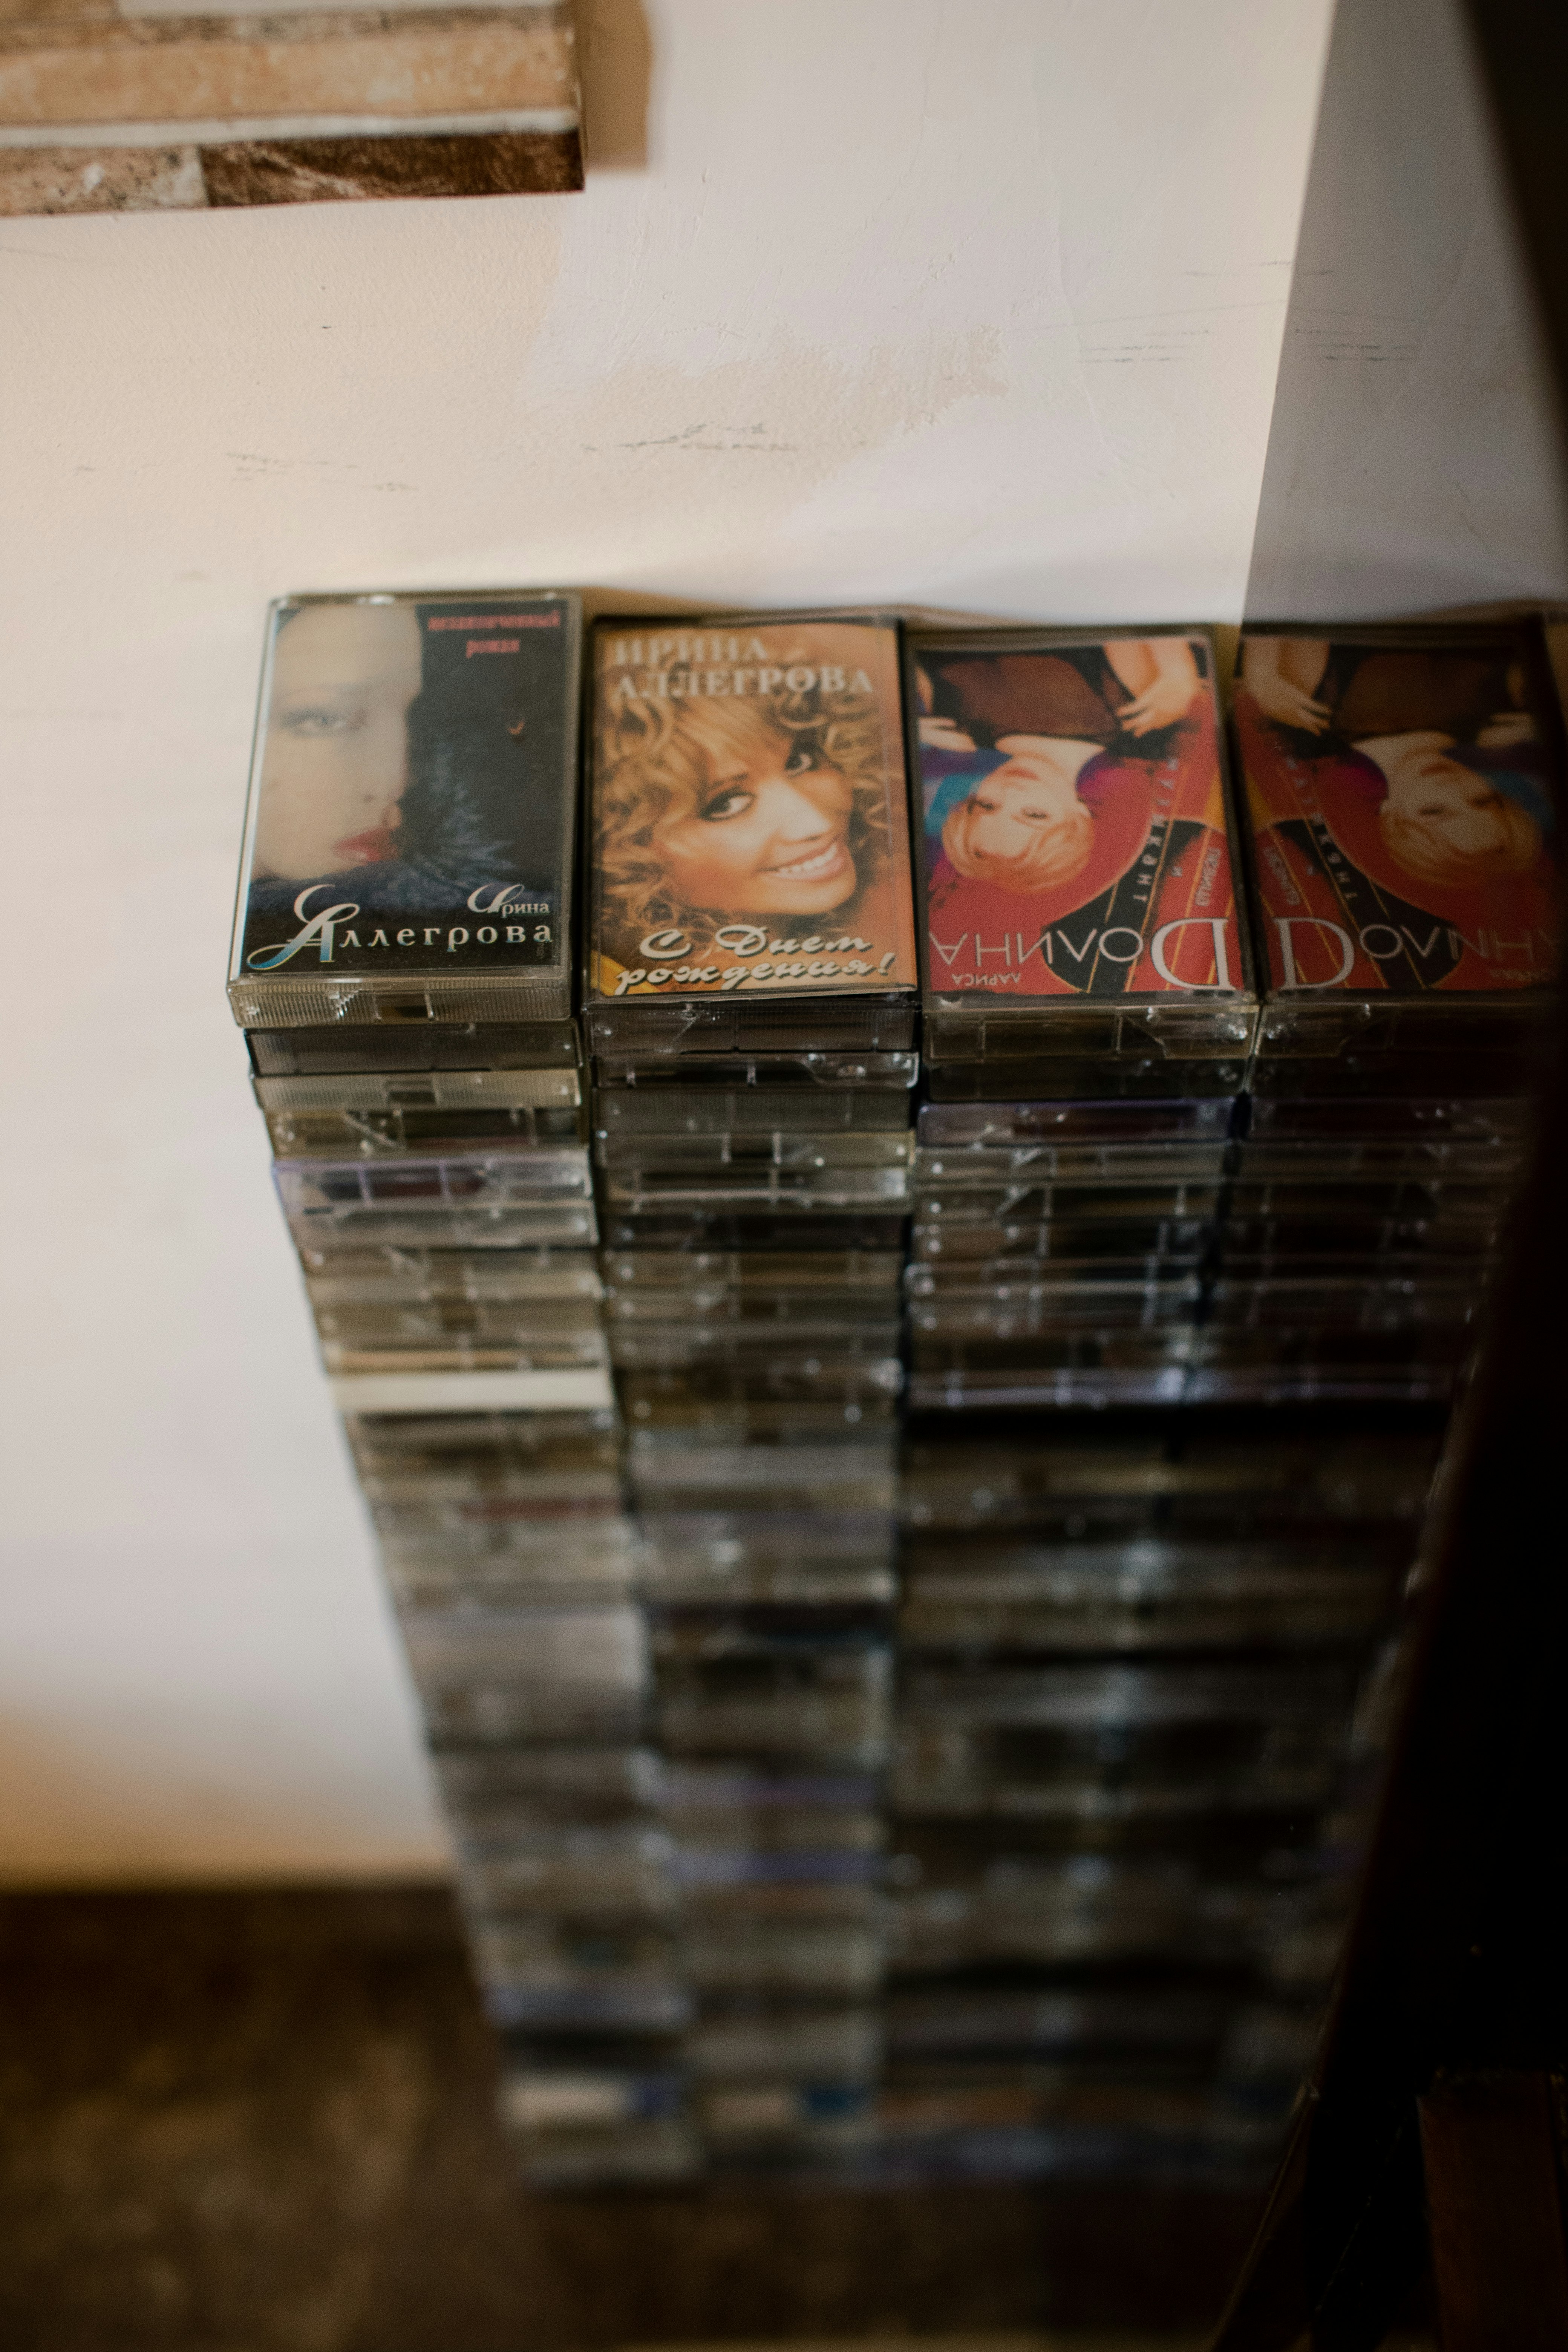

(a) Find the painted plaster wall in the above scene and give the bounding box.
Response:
[0,0,1338,1879]
[1245,0,1568,619]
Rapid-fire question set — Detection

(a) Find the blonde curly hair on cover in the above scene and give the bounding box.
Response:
[941,786,1095,893]
[599,674,890,944]
[1378,793,1540,886]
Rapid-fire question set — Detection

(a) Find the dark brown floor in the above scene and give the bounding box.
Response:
[0,1886,1266,2352]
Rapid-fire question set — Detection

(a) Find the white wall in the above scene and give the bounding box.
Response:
[1245,0,1568,619]
[0,0,1337,1880]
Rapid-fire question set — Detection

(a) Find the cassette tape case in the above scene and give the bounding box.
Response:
[586,616,919,1053]
[228,591,581,1027]
[910,629,1256,1089]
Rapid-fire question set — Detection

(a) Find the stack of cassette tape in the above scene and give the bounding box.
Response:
[884,1409,1445,2179]
[565,612,923,2180]
[1217,621,1560,1404]
[224,598,1559,2195]
[225,591,672,2177]
[878,616,1559,2182]
[905,627,1254,1412]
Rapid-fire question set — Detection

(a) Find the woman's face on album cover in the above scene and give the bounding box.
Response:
[654,726,858,916]
[1362,730,1523,861]
[956,736,1090,863]
[254,604,423,882]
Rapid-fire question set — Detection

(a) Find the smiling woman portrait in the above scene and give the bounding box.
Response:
[591,619,915,992]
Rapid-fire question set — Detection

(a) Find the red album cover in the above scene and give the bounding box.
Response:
[1234,633,1559,995]
[914,635,1242,1001]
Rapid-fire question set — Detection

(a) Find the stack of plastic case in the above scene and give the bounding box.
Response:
[227,592,675,2185]
[884,1410,1444,2177]
[905,628,1255,1411]
[1219,621,1562,1404]
[579,612,923,2177]
[886,624,1439,2184]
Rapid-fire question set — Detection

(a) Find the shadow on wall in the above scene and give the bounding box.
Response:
[581,0,652,172]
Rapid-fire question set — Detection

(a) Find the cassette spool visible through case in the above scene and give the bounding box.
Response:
[228,592,581,1029]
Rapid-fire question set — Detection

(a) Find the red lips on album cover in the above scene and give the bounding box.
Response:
[332,827,398,865]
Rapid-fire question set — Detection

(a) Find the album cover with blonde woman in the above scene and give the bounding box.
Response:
[228,590,580,1027]
[1233,625,1560,1001]
[586,615,919,1037]
[908,629,1251,1063]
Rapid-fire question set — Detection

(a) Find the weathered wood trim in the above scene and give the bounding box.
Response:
[0,1,580,210]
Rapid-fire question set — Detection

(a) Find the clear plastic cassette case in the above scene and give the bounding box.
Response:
[1243,1094,1528,1143]
[384,1541,635,1612]
[683,2007,884,2084]
[613,1331,900,1381]
[600,1162,913,1216]
[1233,622,1562,1088]
[1233,1133,1523,1184]
[1203,1275,1482,1334]
[600,1209,910,1256]
[307,1253,602,1309]
[918,1099,1237,1147]
[345,1406,620,1486]
[924,1051,1250,1103]
[329,1367,615,1415]
[275,1148,597,1255]
[883,1841,1302,1975]
[1185,1351,1463,1407]
[594,1050,919,1093]
[316,1301,605,1365]
[908,628,1257,1085]
[594,1085,914,1136]
[374,1482,627,1539]
[627,1444,897,1515]
[605,1287,900,1335]
[586,614,918,1051]
[914,1177,1223,1223]
[256,1068,584,1156]
[915,1140,1230,1186]
[899,1423,1442,1534]
[907,1365,1192,1412]
[474,1919,688,2035]
[683,1918,883,1999]
[458,1825,676,1922]
[596,1131,915,1175]
[402,1603,646,1745]
[652,1629,893,1768]
[602,1249,902,1297]
[892,1659,1355,1819]
[638,1550,896,1610]
[433,1746,665,1834]
[247,1021,580,1078]
[911,1215,1215,1265]
[635,1510,897,1584]
[383,1513,635,1573]
[228,592,580,1028]
[905,1269,1203,1323]
[897,1538,1398,1655]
